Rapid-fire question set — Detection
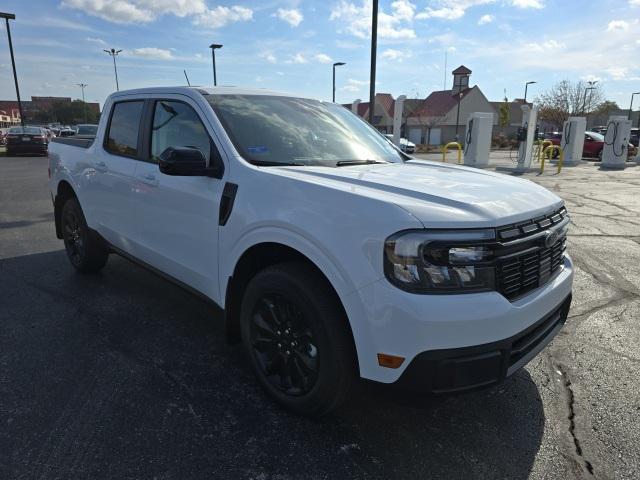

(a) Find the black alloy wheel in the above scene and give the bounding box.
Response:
[248,294,319,396]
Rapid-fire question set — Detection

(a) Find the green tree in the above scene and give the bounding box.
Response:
[499,90,510,134]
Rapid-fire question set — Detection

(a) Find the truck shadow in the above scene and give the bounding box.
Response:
[0,250,545,480]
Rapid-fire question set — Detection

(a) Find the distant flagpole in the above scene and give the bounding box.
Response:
[443,50,447,90]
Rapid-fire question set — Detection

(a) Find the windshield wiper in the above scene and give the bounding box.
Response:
[335,159,387,167]
[251,160,305,167]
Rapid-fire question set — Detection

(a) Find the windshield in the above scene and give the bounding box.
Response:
[207,94,404,167]
[9,127,42,134]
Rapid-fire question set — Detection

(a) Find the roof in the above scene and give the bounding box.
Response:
[452,65,472,75]
[409,87,473,117]
[375,93,395,117]
[110,86,311,99]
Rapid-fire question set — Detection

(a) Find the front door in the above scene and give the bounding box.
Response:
[132,98,225,300]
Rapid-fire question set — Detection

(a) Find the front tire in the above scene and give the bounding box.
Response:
[240,262,357,416]
[61,198,108,273]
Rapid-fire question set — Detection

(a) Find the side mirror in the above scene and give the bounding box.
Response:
[158,146,216,177]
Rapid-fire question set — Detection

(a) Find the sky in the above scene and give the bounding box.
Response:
[0,0,639,110]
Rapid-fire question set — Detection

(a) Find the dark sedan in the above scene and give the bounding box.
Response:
[5,127,48,156]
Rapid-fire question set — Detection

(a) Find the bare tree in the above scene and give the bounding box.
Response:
[535,80,605,129]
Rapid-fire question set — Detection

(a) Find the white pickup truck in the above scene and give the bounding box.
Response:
[49,87,573,415]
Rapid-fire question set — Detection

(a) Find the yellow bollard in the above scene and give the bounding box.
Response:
[540,145,564,174]
[442,142,462,164]
[537,140,553,163]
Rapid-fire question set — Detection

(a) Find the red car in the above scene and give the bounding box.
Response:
[546,131,637,160]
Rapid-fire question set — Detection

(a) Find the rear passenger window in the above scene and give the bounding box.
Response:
[105,101,144,157]
[151,100,214,164]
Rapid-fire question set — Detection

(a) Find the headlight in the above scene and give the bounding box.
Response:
[384,229,497,293]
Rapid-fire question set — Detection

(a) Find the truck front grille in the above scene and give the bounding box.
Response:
[496,232,567,300]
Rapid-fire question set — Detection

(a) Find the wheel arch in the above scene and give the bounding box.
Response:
[54,180,78,239]
[224,242,359,371]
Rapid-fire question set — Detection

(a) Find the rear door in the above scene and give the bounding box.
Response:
[132,96,226,300]
[89,100,144,251]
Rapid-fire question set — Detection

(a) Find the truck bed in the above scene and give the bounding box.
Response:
[51,137,95,149]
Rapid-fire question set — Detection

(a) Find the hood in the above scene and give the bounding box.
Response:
[270,160,563,228]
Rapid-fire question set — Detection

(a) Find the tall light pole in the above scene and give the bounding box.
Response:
[77,83,88,123]
[524,80,537,103]
[103,48,122,91]
[1,12,25,127]
[209,43,222,86]
[332,62,345,103]
[368,0,378,125]
[628,92,640,120]
[581,80,597,114]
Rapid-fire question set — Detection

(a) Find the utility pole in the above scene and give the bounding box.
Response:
[368,0,378,125]
[209,44,222,86]
[103,48,122,91]
[77,83,88,123]
[1,12,25,127]
[454,76,463,140]
[581,80,597,114]
[332,62,345,102]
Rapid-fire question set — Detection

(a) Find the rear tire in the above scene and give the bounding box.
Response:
[61,197,108,273]
[240,262,357,416]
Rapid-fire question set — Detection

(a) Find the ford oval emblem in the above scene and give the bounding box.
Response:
[544,229,560,248]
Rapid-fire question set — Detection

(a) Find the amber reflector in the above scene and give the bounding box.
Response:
[377,353,405,369]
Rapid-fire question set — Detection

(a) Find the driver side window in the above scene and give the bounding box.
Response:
[151,100,218,165]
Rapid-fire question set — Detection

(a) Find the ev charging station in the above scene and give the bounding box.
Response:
[560,117,586,166]
[601,115,632,170]
[463,112,493,167]
[515,104,539,172]
[392,95,406,148]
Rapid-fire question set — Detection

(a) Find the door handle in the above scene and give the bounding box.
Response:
[95,161,108,173]
[138,173,159,186]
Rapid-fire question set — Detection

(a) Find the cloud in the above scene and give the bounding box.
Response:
[276,8,303,27]
[478,14,494,25]
[314,53,333,64]
[62,0,252,28]
[86,37,107,45]
[523,39,565,52]
[330,0,416,39]
[130,47,173,60]
[287,53,307,64]
[416,0,495,21]
[381,48,411,61]
[630,0,640,6]
[510,0,544,8]
[606,67,628,80]
[340,78,368,92]
[607,20,630,31]
[261,52,277,64]
[194,6,253,29]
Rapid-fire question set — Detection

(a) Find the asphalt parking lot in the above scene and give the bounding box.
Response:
[1,152,639,479]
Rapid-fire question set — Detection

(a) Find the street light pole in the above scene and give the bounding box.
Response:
[524,80,537,103]
[368,0,378,125]
[581,80,597,114]
[332,62,345,102]
[628,92,640,120]
[77,83,88,123]
[1,12,25,127]
[209,44,222,86]
[103,48,122,91]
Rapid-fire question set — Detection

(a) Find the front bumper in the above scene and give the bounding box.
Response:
[345,256,574,383]
[394,294,571,393]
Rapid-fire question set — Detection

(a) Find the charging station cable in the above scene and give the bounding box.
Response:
[464,119,473,155]
[603,120,626,160]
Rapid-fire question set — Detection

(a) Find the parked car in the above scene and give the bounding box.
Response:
[49,87,573,416]
[75,124,98,138]
[630,128,639,148]
[384,134,416,153]
[58,128,76,137]
[5,126,48,156]
[547,131,637,159]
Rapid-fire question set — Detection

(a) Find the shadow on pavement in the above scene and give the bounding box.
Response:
[0,249,545,479]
